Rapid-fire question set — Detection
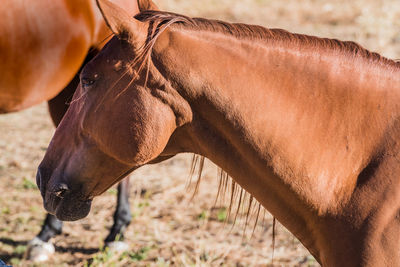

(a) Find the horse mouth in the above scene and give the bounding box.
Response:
[44,191,92,221]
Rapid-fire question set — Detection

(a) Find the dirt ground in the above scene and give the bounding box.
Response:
[1,0,400,266]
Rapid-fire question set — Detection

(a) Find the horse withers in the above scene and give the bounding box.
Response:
[37,0,400,265]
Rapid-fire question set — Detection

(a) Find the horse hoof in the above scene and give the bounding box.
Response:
[25,237,55,262]
[105,241,130,252]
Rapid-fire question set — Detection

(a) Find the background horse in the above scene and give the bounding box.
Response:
[0,0,139,261]
[37,0,400,265]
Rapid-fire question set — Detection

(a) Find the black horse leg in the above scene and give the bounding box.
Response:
[26,214,61,262]
[36,214,63,241]
[105,177,132,244]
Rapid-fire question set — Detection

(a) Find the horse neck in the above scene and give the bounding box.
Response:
[153,27,400,263]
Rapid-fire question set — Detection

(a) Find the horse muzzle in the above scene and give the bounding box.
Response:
[43,186,92,221]
[36,167,93,221]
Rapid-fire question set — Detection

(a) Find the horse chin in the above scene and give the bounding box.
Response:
[55,198,92,221]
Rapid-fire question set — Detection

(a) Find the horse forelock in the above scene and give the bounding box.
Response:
[102,12,187,103]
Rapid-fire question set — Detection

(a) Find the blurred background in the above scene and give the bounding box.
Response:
[1,0,400,266]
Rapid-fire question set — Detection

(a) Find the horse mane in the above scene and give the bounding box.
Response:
[136,10,400,69]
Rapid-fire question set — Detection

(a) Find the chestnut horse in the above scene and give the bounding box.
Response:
[37,0,400,265]
[0,0,140,261]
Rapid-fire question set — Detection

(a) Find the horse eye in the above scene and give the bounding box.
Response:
[81,78,95,88]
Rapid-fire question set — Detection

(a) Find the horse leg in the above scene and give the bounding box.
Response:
[103,156,172,250]
[26,214,62,261]
[27,50,97,262]
[104,176,132,252]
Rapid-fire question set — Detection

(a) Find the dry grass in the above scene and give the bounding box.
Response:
[1,0,400,266]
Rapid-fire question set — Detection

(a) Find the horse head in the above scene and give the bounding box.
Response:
[36,0,192,221]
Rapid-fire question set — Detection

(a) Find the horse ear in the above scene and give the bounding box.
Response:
[96,0,146,44]
[137,0,159,11]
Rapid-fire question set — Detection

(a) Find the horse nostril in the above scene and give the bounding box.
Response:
[53,184,70,199]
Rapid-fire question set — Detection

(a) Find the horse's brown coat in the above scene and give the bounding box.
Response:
[37,0,400,265]
[0,0,138,113]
